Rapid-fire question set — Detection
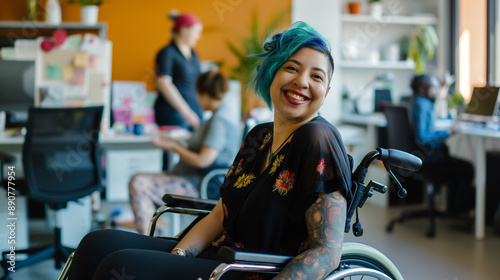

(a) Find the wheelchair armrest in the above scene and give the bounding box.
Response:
[162,194,217,211]
[218,246,294,267]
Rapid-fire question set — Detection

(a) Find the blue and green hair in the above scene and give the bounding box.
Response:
[248,21,334,108]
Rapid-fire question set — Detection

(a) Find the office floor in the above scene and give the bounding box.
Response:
[3,202,500,280]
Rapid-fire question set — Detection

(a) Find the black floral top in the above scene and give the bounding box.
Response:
[214,116,352,255]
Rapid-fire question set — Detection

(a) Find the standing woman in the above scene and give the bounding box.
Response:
[155,11,203,170]
[155,11,203,131]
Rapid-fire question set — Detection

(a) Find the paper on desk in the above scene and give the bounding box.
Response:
[14,39,37,60]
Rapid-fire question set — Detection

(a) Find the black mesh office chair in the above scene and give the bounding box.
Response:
[0,106,104,279]
[381,104,446,237]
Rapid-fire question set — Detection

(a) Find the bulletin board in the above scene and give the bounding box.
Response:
[34,33,112,128]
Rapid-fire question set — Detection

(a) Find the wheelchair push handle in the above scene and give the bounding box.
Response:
[376,148,422,172]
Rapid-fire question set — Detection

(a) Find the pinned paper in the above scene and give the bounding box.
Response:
[66,34,83,49]
[61,65,74,81]
[81,34,104,54]
[71,67,85,85]
[46,64,62,80]
[87,72,105,103]
[39,86,64,107]
[88,54,99,69]
[73,52,88,68]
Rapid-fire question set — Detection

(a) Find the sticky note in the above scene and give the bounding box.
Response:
[73,52,88,68]
[46,64,62,80]
[71,67,85,85]
[61,65,74,81]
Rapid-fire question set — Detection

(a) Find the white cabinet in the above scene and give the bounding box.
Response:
[338,1,447,114]
[292,0,448,123]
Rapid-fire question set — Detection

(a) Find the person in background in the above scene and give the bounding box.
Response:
[67,21,352,280]
[154,11,203,170]
[411,74,475,218]
[129,70,240,235]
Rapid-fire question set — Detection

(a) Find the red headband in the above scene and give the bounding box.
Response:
[173,14,202,31]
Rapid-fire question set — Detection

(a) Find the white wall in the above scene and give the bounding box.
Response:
[291,0,343,125]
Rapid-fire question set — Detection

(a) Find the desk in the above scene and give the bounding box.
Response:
[340,112,387,151]
[458,124,500,240]
[0,129,190,201]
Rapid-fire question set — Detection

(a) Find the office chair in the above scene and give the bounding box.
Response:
[381,104,446,237]
[0,106,104,279]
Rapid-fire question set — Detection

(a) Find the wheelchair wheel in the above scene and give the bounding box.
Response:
[200,169,227,200]
[325,242,404,280]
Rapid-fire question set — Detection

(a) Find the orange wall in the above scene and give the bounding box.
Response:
[0,0,291,91]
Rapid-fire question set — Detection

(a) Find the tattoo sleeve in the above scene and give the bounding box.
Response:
[273,191,346,280]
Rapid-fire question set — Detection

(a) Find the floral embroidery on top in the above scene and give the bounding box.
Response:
[235,158,244,175]
[211,231,228,247]
[273,170,295,196]
[269,154,285,175]
[222,203,228,218]
[316,158,327,175]
[225,165,235,178]
[234,173,256,188]
[259,133,272,150]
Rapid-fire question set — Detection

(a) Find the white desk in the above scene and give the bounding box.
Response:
[340,113,498,240]
[340,112,387,151]
[458,124,500,240]
[0,129,190,201]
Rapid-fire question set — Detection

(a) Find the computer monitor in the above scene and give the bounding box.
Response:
[374,89,392,112]
[0,60,35,128]
[461,86,500,123]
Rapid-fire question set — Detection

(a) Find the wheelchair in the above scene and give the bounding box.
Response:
[57,147,421,280]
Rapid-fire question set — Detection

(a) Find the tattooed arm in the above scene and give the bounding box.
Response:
[273,191,346,280]
[172,199,225,257]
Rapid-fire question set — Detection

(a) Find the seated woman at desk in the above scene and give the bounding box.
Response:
[411,74,475,216]
[129,69,240,234]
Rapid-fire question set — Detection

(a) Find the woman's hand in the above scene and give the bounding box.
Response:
[151,136,179,151]
[273,191,346,280]
[182,109,201,130]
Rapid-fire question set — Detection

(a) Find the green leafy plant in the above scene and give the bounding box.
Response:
[448,92,465,109]
[65,0,103,6]
[226,10,288,83]
[407,24,439,74]
[369,0,381,3]
[225,10,288,113]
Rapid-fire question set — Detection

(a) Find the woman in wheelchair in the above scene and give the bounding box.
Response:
[129,69,241,234]
[67,21,353,280]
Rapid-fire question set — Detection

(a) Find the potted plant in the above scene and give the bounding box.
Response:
[226,10,288,115]
[347,2,362,15]
[407,24,438,73]
[369,0,383,17]
[24,0,39,21]
[66,0,103,25]
[447,91,465,119]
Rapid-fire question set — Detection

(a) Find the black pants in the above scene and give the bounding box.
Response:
[67,229,222,280]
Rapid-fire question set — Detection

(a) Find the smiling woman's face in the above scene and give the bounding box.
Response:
[269,47,331,124]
